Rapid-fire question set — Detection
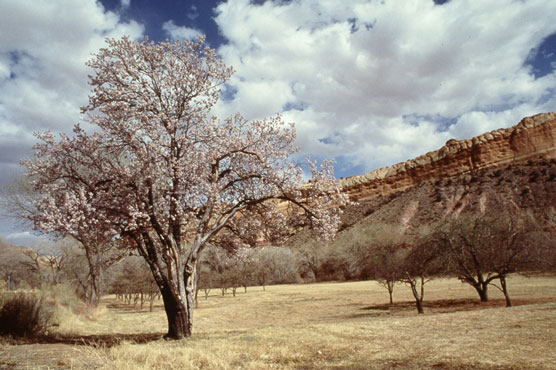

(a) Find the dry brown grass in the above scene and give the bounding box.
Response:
[1,275,556,369]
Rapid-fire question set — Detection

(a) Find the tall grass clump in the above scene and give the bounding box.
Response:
[0,291,54,338]
[43,283,83,312]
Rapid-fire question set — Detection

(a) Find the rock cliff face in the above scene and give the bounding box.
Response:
[341,113,556,201]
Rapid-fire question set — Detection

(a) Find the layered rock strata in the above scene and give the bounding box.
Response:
[341,113,556,201]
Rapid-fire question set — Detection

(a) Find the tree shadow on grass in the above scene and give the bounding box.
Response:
[3,332,166,347]
[105,301,164,313]
[348,297,556,319]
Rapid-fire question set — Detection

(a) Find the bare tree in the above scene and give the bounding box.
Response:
[347,224,408,304]
[398,232,443,314]
[476,213,540,307]
[434,213,540,306]
[434,216,497,302]
[0,238,41,289]
[20,246,66,287]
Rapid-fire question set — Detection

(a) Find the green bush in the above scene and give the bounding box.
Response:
[0,292,54,338]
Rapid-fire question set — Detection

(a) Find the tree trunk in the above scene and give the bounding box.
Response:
[134,233,199,339]
[194,272,200,309]
[85,268,102,306]
[387,280,394,305]
[473,282,489,302]
[415,298,424,314]
[160,285,191,339]
[499,276,512,307]
[476,273,489,302]
[83,248,104,307]
[408,275,425,314]
[158,269,197,340]
[410,284,425,314]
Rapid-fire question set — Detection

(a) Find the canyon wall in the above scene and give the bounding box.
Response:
[341,112,556,201]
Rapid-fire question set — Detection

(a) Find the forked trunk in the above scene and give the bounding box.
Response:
[83,248,105,307]
[85,266,102,306]
[136,233,200,339]
[159,275,197,339]
[155,265,198,339]
[473,282,489,302]
[408,275,425,314]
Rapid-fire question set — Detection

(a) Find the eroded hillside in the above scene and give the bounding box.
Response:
[341,112,556,202]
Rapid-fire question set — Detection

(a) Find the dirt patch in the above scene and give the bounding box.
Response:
[0,343,96,369]
[0,333,165,369]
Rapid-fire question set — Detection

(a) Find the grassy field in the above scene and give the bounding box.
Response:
[1,275,556,369]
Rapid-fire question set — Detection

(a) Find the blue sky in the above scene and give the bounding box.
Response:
[1,0,556,245]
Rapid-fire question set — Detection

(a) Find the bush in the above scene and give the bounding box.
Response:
[43,283,82,313]
[0,292,54,338]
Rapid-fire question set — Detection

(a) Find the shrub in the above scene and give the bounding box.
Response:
[0,292,54,338]
[43,283,82,313]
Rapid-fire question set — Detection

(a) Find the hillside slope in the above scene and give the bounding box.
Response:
[287,114,556,269]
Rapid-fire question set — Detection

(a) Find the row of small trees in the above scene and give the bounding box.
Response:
[197,245,303,298]
[346,212,554,313]
[107,209,554,317]
[3,209,553,317]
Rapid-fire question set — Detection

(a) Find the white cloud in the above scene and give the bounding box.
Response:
[0,0,144,243]
[162,20,202,41]
[121,0,131,9]
[214,0,556,173]
[0,0,143,178]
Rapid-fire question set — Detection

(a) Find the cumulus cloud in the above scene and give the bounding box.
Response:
[162,20,202,41]
[214,0,556,173]
[0,0,143,180]
[0,0,144,245]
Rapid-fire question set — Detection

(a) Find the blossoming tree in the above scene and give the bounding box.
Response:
[25,36,346,339]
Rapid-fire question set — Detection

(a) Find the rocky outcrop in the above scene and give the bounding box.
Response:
[341,113,556,201]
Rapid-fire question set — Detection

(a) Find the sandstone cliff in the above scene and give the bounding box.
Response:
[341,112,556,201]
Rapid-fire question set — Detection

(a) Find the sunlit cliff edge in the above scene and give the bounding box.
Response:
[340,112,556,201]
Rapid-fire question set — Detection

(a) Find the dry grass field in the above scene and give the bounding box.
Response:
[1,275,556,369]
